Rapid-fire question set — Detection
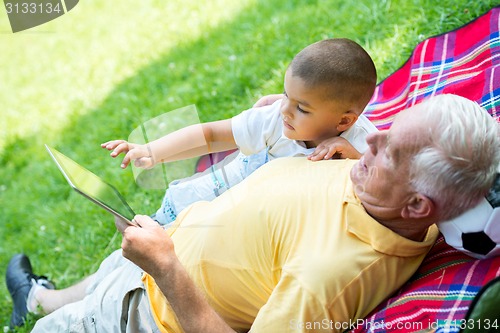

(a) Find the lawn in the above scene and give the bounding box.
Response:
[1,0,498,331]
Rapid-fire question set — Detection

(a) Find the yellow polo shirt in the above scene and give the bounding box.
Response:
[143,157,438,332]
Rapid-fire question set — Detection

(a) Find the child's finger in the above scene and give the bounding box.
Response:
[120,153,132,169]
[111,142,131,157]
[324,147,339,159]
[309,149,326,161]
[102,140,125,150]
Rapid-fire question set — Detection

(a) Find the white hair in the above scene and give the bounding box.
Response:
[410,94,500,221]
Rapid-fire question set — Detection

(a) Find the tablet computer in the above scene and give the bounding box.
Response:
[45,144,138,226]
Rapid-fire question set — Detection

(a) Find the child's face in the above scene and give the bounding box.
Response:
[281,69,350,148]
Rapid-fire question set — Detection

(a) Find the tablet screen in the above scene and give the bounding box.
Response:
[46,145,136,223]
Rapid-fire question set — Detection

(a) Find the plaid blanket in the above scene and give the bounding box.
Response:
[350,6,500,333]
[364,6,500,129]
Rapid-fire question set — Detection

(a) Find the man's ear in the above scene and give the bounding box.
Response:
[402,194,435,219]
[336,112,358,132]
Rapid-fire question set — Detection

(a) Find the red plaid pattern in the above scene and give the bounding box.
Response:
[364,6,500,129]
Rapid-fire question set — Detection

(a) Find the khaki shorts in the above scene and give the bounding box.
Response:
[32,250,161,333]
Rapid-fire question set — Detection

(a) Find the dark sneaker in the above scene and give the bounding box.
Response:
[6,254,55,328]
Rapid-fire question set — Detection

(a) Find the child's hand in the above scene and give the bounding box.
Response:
[101,140,155,169]
[308,137,362,161]
[253,94,285,108]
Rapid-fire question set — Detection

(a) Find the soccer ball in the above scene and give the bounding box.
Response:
[438,171,500,259]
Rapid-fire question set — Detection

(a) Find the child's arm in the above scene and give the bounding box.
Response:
[307,137,362,161]
[102,119,236,169]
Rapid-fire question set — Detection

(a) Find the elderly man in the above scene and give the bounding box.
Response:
[7,94,499,332]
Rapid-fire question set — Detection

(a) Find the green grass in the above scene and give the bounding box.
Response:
[1,0,498,331]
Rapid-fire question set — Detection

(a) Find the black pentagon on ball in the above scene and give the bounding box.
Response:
[462,231,496,255]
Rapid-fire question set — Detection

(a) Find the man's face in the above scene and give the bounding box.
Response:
[280,69,348,147]
[350,107,429,221]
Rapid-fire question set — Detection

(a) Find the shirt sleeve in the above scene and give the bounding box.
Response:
[231,101,283,156]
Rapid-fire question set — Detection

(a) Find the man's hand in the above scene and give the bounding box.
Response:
[119,215,173,277]
[119,215,235,333]
[253,94,284,108]
[101,140,155,169]
[308,137,362,161]
[114,215,133,233]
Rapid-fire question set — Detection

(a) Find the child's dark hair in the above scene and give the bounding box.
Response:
[289,38,377,113]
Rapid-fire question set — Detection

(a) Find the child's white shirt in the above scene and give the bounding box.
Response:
[154,99,378,224]
[231,99,377,159]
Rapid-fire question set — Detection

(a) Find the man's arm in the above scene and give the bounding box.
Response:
[102,119,236,169]
[116,215,236,333]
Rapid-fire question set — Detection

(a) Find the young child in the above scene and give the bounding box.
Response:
[102,38,378,225]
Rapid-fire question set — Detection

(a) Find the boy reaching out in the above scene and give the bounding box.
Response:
[102,38,377,224]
